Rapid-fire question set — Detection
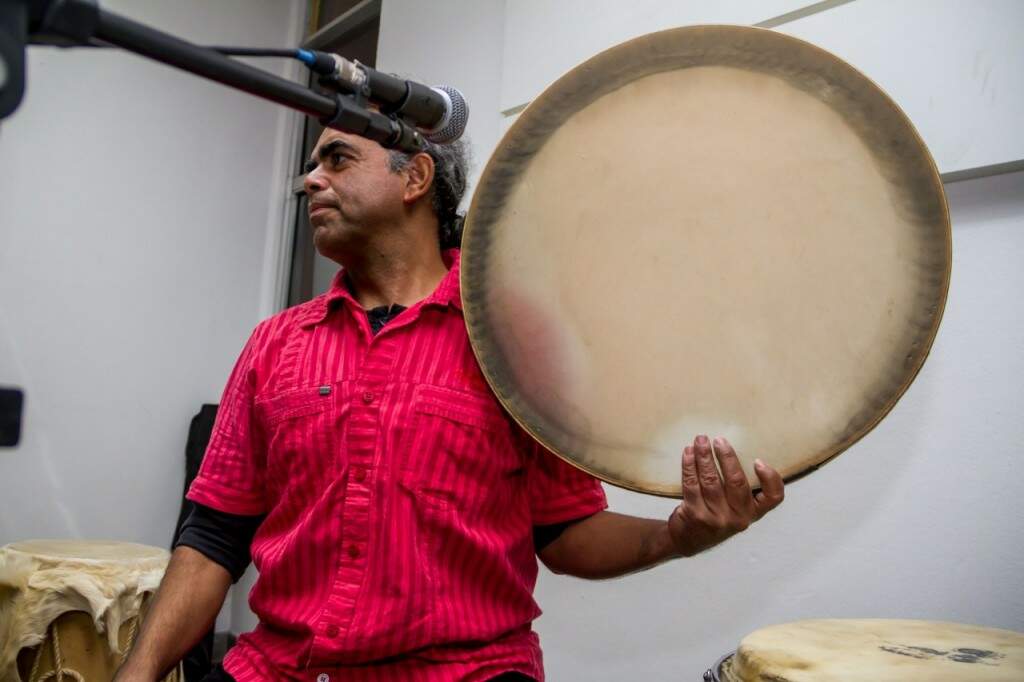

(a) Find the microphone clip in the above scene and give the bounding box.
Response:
[318,92,424,153]
[315,58,427,153]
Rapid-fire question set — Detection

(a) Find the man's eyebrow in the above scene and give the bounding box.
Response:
[305,138,358,171]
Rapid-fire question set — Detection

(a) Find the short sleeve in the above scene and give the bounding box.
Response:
[526,440,607,525]
[187,325,268,515]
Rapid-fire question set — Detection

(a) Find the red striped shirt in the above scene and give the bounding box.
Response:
[188,250,607,682]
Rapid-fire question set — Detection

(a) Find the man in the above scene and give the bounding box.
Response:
[116,127,784,682]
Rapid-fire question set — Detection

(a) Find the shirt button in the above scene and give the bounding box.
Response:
[348,544,361,560]
[325,623,339,638]
[361,391,374,404]
[353,467,367,483]
[317,674,330,682]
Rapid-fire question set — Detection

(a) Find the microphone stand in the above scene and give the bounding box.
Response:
[5,0,426,151]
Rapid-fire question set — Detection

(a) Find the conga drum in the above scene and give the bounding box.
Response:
[0,540,180,682]
[704,619,1024,681]
[461,25,951,494]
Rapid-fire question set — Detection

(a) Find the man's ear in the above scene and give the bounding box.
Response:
[402,152,435,204]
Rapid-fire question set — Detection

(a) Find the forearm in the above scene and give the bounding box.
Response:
[539,511,680,579]
[115,546,232,680]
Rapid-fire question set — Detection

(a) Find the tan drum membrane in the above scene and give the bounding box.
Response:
[461,25,950,496]
[0,540,172,681]
[725,619,1024,681]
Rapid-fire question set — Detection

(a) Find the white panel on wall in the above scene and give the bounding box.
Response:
[533,171,1024,679]
[777,0,1024,175]
[0,0,305,549]
[500,0,823,112]
[377,0,507,196]
[499,1,1024,178]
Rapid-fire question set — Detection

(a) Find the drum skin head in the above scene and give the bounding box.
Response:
[727,619,1024,681]
[0,540,173,682]
[461,25,950,497]
[5,539,168,564]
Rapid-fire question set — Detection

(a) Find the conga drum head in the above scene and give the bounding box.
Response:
[4,539,169,565]
[721,619,1024,681]
[461,25,950,496]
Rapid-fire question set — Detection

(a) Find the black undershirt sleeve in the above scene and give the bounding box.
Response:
[177,502,586,573]
[175,503,264,583]
[533,513,598,553]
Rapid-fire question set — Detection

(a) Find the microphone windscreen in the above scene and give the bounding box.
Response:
[426,86,468,144]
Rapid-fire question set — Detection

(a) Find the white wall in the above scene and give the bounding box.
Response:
[377,1,1024,679]
[0,0,304,554]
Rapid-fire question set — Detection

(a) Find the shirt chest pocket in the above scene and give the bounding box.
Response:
[404,384,524,506]
[256,387,341,499]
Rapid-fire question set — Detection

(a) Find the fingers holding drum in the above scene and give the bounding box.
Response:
[752,459,785,519]
[693,435,726,507]
[680,445,704,508]
[711,436,755,517]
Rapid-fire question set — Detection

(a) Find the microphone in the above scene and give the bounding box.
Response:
[299,51,468,144]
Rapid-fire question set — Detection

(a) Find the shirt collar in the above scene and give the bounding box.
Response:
[422,248,462,311]
[298,249,462,329]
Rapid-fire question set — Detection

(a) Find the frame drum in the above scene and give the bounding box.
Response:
[461,25,950,496]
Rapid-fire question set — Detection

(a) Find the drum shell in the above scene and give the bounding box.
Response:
[15,606,181,682]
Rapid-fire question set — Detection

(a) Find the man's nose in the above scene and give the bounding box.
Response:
[304,166,328,194]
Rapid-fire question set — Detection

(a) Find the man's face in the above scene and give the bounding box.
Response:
[303,128,407,259]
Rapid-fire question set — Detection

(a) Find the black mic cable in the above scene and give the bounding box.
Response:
[51,42,467,145]
[70,43,467,145]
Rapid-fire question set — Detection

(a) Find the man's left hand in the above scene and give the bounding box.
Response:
[668,435,784,557]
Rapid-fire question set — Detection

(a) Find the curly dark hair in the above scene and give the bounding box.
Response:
[388,138,470,250]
